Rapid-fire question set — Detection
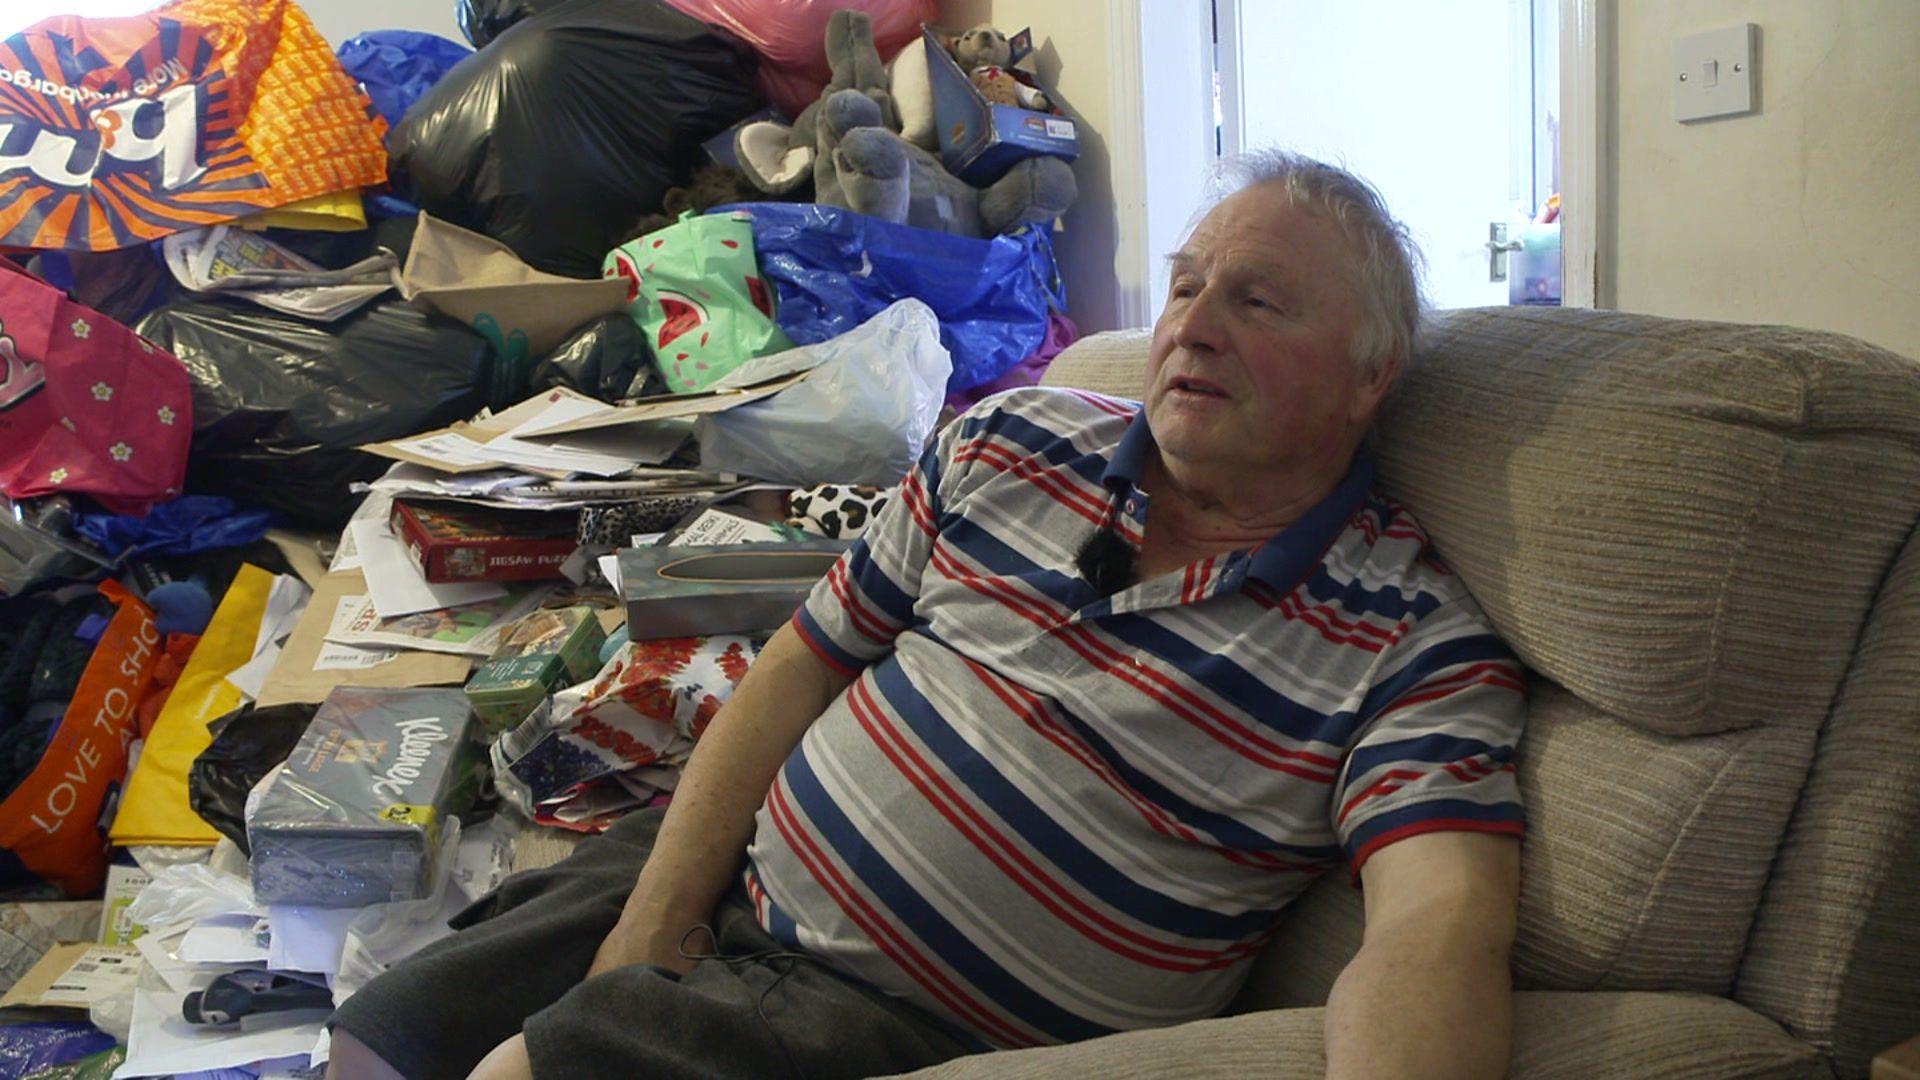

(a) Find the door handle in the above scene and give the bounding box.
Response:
[1486,222,1522,282]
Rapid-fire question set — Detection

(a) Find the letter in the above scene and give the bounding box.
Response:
[0,119,102,188]
[29,812,54,834]
[77,740,100,770]
[97,687,130,729]
[95,81,204,190]
[47,781,77,819]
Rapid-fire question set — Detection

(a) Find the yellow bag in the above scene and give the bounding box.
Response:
[235,189,370,233]
[111,564,272,847]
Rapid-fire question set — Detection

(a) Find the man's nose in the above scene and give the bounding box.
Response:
[1172,286,1227,355]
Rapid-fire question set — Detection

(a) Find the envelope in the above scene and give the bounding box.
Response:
[255,570,473,707]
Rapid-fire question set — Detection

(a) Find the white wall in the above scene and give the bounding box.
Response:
[304,0,466,47]
[942,0,1131,332]
[1611,1,1920,360]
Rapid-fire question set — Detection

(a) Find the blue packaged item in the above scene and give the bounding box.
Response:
[924,25,1078,185]
[719,202,1065,394]
[336,30,474,128]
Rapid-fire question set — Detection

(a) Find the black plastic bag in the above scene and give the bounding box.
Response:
[456,0,566,47]
[136,298,493,529]
[188,703,319,855]
[388,0,764,278]
[529,315,657,401]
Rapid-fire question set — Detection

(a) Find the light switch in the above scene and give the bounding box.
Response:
[1674,24,1755,122]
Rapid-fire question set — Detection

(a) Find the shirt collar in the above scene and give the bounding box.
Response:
[1101,411,1375,590]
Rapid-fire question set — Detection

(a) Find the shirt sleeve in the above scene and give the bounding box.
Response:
[1331,595,1528,877]
[790,404,980,677]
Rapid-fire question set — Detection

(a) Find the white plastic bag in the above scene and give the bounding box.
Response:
[695,299,952,487]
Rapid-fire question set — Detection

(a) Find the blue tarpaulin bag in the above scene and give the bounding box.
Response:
[717,203,1065,394]
[337,30,474,128]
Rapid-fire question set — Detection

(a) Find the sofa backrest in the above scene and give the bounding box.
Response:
[1039,310,1920,1072]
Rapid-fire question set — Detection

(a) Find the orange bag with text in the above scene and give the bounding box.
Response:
[0,0,387,252]
[0,581,161,895]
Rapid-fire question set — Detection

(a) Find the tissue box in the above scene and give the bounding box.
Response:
[247,687,483,908]
[924,24,1078,185]
[464,605,608,739]
[619,540,849,640]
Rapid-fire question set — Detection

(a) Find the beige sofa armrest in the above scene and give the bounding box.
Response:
[886,992,1830,1080]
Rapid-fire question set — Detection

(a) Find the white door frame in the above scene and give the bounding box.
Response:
[1151,0,1610,310]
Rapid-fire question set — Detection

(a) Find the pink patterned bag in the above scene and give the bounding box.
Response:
[0,262,191,513]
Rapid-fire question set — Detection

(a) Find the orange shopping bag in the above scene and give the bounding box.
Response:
[0,0,388,251]
[0,580,161,896]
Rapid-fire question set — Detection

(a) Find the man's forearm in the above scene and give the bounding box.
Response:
[1322,913,1514,1080]
[603,622,853,961]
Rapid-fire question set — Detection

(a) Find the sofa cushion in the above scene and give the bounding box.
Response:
[1377,307,1920,737]
[1038,328,1150,398]
[1044,313,1920,739]
[1232,678,1810,1005]
[887,992,1828,1080]
[1739,526,1920,1077]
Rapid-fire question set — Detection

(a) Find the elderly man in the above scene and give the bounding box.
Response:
[329,150,1526,1080]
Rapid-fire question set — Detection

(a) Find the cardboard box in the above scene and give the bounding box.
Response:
[925,25,1078,185]
[464,605,608,739]
[247,687,484,908]
[619,540,850,640]
[390,499,576,583]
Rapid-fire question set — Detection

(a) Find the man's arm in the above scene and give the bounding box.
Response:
[1322,831,1522,1080]
[587,620,855,976]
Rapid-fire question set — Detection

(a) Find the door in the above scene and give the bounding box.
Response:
[1222,0,1557,310]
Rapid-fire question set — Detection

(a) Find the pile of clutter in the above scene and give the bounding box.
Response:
[0,0,1083,1075]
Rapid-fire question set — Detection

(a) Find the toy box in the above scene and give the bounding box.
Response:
[464,605,608,739]
[390,499,576,584]
[924,25,1079,186]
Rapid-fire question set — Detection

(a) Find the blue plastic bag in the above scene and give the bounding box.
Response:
[717,203,1066,394]
[337,30,473,128]
[73,495,274,559]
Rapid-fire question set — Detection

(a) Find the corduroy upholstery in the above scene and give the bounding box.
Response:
[888,308,1919,1078]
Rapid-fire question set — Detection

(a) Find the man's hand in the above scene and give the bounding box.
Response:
[1323,831,1521,1080]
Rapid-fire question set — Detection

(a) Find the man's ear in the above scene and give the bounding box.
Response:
[1352,351,1402,425]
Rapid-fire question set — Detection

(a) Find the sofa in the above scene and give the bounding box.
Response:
[892,307,1920,1078]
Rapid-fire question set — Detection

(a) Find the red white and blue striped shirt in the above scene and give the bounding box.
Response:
[743,388,1526,1048]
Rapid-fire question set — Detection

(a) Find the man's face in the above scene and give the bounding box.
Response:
[1146,183,1393,483]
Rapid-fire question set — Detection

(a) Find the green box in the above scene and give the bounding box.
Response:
[463,606,607,740]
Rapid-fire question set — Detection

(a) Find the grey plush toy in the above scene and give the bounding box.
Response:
[735,10,896,205]
[737,12,1076,238]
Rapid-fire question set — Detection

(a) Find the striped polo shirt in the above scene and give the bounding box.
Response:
[742,387,1526,1048]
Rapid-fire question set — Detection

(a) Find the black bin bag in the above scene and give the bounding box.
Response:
[189,703,319,855]
[388,0,764,279]
[136,298,494,529]
[456,0,566,48]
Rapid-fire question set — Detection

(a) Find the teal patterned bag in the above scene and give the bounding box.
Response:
[602,211,792,393]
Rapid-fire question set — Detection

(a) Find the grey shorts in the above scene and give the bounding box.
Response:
[329,807,982,1080]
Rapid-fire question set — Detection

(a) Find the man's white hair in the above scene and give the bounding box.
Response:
[1208,150,1425,381]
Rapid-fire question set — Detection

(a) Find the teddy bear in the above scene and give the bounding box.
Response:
[736,11,1076,239]
[950,24,1012,70]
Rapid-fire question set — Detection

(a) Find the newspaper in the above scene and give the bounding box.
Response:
[162,225,394,321]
